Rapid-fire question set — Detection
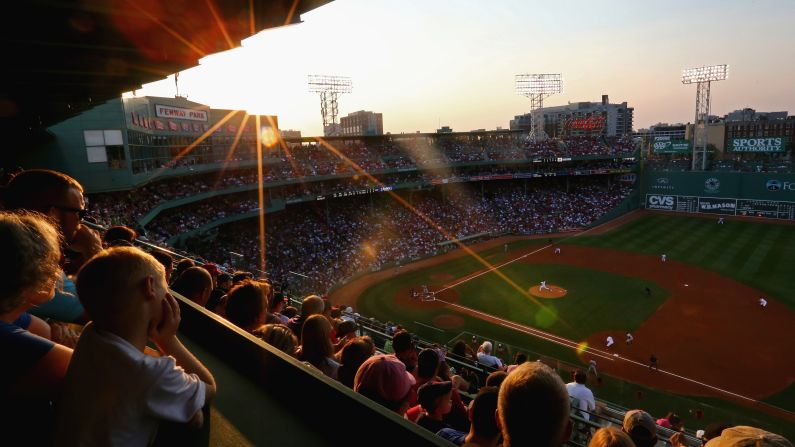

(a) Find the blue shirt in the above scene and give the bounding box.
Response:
[29,273,84,323]
[436,428,467,445]
[0,319,55,389]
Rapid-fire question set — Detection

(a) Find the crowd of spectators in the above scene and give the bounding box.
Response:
[3,167,791,446]
[88,136,637,228]
[184,178,632,294]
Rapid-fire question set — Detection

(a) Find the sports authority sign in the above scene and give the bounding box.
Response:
[155,104,208,122]
[728,137,788,153]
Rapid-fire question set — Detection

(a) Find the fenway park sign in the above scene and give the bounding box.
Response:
[155,104,208,122]
[728,137,788,153]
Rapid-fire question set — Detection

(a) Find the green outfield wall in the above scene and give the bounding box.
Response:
[642,171,795,219]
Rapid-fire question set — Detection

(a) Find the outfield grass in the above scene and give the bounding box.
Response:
[571,215,795,310]
[355,213,795,437]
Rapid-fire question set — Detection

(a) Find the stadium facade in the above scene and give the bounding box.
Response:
[17,96,278,193]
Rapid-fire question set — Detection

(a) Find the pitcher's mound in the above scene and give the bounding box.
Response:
[529,285,568,299]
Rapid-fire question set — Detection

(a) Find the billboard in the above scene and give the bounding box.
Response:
[645,194,795,220]
[652,136,690,153]
[728,137,789,153]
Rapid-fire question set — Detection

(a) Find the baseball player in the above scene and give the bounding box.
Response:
[717,217,725,225]
[649,354,659,371]
[605,336,614,348]
[539,280,551,291]
[554,247,561,254]
[661,254,667,262]
[587,359,598,377]
[626,332,634,344]
[759,297,768,308]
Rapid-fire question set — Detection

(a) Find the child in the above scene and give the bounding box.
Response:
[416,381,454,434]
[54,247,216,446]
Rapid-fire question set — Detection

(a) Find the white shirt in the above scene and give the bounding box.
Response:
[606,336,614,345]
[626,333,634,342]
[566,382,596,421]
[55,323,206,447]
[477,352,503,368]
[759,298,767,306]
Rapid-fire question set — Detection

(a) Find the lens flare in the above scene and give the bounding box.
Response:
[534,306,557,328]
[576,341,589,355]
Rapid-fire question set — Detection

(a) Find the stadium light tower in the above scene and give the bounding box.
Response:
[682,64,728,171]
[515,74,563,141]
[308,75,352,137]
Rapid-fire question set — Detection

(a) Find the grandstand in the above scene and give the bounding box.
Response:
[2,1,793,446]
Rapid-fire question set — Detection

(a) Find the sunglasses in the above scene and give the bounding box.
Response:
[52,204,89,219]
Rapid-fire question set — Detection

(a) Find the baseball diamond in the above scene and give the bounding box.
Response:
[330,210,795,435]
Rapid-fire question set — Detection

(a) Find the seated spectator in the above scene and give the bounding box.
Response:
[566,370,596,421]
[451,339,476,361]
[486,370,508,388]
[336,336,375,388]
[698,422,735,445]
[589,427,635,447]
[354,354,416,415]
[437,386,501,447]
[282,305,298,319]
[170,267,213,308]
[224,280,270,332]
[55,247,216,445]
[103,225,137,247]
[288,294,324,339]
[232,270,254,284]
[298,314,339,379]
[149,249,174,283]
[0,211,73,444]
[252,323,298,357]
[392,330,418,374]
[506,353,528,373]
[657,411,684,431]
[416,381,454,434]
[497,361,572,447]
[2,169,98,324]
[171,258,195,284]
[477,341,505,370]
[206,272,232,313]
[702,426,792,447]
[622,410,658,447]
[333,319,358,352]
[267,291,290,325]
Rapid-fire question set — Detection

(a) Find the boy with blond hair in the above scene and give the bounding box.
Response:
[55,247,216,446]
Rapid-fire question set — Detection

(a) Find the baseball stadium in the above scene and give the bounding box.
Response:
[2,1,794,446]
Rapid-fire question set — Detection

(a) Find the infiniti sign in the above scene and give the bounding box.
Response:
[766,179,794,191]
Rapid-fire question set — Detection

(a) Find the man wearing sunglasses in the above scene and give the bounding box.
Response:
[3,169,102,324]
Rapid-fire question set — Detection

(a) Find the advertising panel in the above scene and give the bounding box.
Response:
[652,137,690,153]
[697,197,737,215]
[728,137,789,153]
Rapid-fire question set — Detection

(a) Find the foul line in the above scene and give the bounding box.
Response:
[413,321,444,333]
[435,297,768,404]
[436,219,617,295]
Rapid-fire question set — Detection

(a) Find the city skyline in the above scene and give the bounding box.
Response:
[129,0,795,135]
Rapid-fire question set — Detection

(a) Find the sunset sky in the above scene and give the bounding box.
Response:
[130,0,795,136]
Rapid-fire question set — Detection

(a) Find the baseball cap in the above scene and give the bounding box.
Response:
[354,355,416,403]
[705,426,792,447]
[417,381,453,411]
[623,409,658,438]
[201,263,221,277]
